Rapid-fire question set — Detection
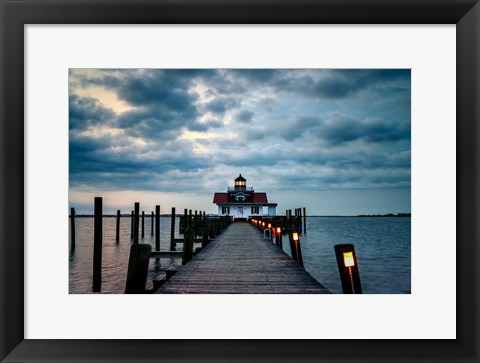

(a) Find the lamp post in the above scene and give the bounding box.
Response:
[291,232,303,266]
[275,226,282,248]
[334,244,362,294]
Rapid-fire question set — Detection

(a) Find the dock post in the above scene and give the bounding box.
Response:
[116,209,120,244]
[293,232,303,266]
[125,244,152,293]
[151,211,154,236]
[182,227,194,265]
[134,203,140,244]
[202,213,209,248]
[182,209,188,234]
[286,210,291,233]
[298,208,303,234]
[92,197,102,292]
[182,210,194,265]
[209,221,215,239]
[141,211,145,238]
[170,207,176,251]
[194,210,198,237]
[130,210,134,239]
[334,244,362,294]
[275,226,282,248]
[70,207,75,251]
[155,205,160,251]
[303,207,307,234]
[288,231,298,264]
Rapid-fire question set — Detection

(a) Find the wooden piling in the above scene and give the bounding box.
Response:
[141,211,145,238]
[303,207,307,234]
[151,211,154,236]
[134,202,139,244]
[183,208,187,234]
[155,205,160,251]
[125,244,152,294]
[70,207,75,251]
[288,231,298,264]
[334,244,362,294]
[170,207,176,251]
[298,208,303,233]
[92,197,102,292]
[293,232,304,266]
[194,210,198,237]
[116,209,120,244]
[202,216,209,248]
[182,227,194,265]
[275,226,282,248]
[130,210,134,239]
[209,222,215,239]
[182,210,195,265]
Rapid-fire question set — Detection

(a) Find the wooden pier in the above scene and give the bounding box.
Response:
[156,222,330,294]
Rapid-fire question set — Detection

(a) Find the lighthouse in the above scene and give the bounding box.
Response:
[213,174,277,220]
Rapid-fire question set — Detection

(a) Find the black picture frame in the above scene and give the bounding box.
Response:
[1,1,478,362]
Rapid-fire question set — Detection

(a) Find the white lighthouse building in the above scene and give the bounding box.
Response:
[213,174,277,220]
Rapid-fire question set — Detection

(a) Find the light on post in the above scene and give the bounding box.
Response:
[292,232,299,242]
[343,251,355,267]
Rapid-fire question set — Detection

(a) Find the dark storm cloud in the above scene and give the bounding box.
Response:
[116,104,197,140]
[313,113,410,145]
[244,127,268,141]
[204,97,240,114]
[235,110,254,123]
[69,94,116,130]
[69,131,211,190]
[69,68,411,193]
[274,69,411,100]
[274,113,410,146]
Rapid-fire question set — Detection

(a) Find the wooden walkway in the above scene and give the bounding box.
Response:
[156,222,330,294]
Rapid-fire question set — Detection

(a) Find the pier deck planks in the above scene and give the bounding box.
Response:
[156,222,330,294]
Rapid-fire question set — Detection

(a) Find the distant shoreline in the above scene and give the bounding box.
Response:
[69,213,411,218]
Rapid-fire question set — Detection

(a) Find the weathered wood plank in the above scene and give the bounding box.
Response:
[156,222,330,294]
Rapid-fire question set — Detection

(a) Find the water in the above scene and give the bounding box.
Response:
[69,216,184,294]
[280,217,411,294]
[69,216,410,294]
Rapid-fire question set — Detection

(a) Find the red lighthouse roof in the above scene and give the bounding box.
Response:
[213,192,272,204]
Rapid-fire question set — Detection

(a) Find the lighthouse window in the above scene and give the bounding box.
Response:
[251,206,259,214]
[235,195,245,201]
[222,206,230,214]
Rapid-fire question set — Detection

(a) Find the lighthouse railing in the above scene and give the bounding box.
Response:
[227,186,254,192]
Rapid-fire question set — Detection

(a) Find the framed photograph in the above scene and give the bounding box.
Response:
[1,0,479,362]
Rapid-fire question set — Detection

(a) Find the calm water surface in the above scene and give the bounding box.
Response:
[69,216,410,294]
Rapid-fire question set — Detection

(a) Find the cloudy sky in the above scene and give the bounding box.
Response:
[69,69,411,215]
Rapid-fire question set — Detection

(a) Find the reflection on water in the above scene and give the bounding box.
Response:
[69,216,410,294]
[69,216,183,294]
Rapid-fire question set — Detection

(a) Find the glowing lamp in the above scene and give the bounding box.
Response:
[343,251,355,267]
[268,223,271,229]
[292,232,299,241]
[262,222,265,227]
[276,227,281,234]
